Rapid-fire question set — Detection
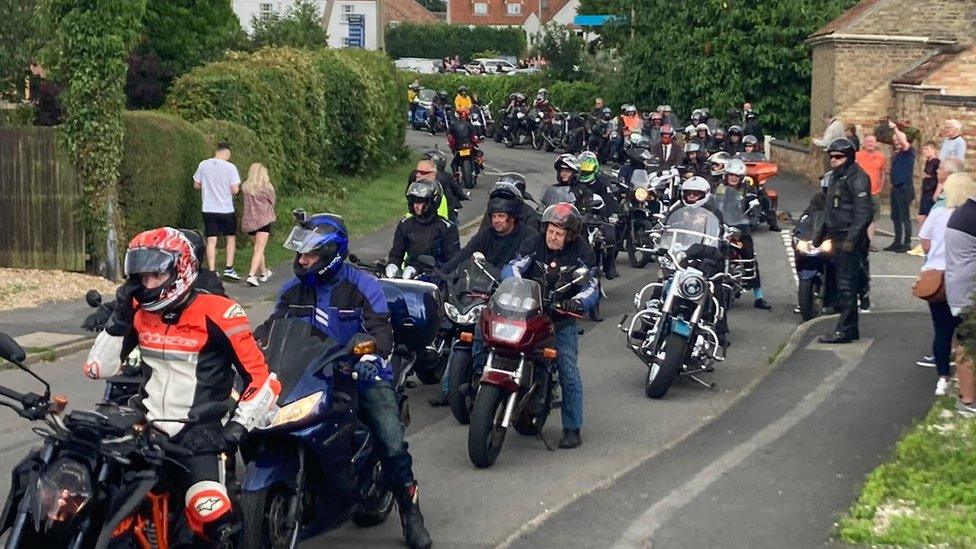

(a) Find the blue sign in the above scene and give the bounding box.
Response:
[573,14,623,26]
[347,14,364,48]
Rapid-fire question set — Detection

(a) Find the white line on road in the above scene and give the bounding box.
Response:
[611,338,871,548]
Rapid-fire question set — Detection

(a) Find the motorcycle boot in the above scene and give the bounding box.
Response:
[558,429,582,449]
[603,249,619,280]
[394,482,433,549]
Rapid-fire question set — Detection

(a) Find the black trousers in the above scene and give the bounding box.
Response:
[890,185,915,246]
[831,241,867,337]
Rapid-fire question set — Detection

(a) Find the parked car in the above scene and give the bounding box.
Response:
[395,57,441,74]
[468,58,516,75]
[507,67,542,76]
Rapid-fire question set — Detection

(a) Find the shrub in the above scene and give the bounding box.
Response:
[386,23,526,60]
[119,110,209,238]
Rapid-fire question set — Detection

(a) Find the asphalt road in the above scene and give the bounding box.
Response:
[0,132,929,548]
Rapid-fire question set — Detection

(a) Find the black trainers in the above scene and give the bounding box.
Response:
[859,294,871,312]
[818,332,854,344]
[558,429,582,449]
[394,482,432,549]
[427,392,449,407]
[754,298,771,310]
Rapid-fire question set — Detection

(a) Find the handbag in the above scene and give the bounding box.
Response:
[912,269,945,302]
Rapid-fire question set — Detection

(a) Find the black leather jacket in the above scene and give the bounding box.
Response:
[388,215,460,268]
[820,161,872,247]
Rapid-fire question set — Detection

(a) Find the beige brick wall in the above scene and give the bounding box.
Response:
[845,0,976,43]
[925,47,976,94]
[833,43,936,109]
[810,44,837,137]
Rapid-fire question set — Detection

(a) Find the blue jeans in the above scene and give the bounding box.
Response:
[472,321,584,430]
[929,301,961,377]
[358,381,414,486]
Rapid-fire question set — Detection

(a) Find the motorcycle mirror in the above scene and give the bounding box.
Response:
[85,289,102,308]
[571,266,591,285]
[0,333,26,364]
[348,253,360,264]
[472,252,487,265]
[292,208,307,223]
[418,255,437,269]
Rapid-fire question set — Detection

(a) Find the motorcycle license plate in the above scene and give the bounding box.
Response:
[459,149,471,157]
[671,318,692,337]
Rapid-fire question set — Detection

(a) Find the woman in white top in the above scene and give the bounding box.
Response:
[919,172,976,395]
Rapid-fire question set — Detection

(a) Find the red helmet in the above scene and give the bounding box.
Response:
[458,108,470,119]
[124,227,198,313]
[541,202,582,239]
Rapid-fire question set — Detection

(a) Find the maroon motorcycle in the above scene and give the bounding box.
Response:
[467,267,588,468]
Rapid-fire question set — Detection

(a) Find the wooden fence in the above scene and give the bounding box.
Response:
[0,127,86,271]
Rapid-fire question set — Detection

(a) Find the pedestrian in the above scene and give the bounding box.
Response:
[812,112,845,150]
[910,141,941,256]
[886,121,916,253]
[818,138,872,344]
[940,118,966,162]
[241,163,276,287]
[193,141,241,279]
[844,124,860,151]
[855,134,886,251]
[917,173,976,396]
[943,173,976,415]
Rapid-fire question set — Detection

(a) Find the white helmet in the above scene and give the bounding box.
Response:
[695,123,709,132]
[708,151,731,176]
[681,176,711,207]
[724,158,746,178]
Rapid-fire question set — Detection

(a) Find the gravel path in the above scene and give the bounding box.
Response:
[0,268,118,312]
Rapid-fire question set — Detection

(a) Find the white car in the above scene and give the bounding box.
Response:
[394,57,441,74]
[470,58,516,75]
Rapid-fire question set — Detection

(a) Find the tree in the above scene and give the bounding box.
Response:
[40,0,146,278]
[249,0,328,49]
[0,0,45,102]
[535,22,585,80]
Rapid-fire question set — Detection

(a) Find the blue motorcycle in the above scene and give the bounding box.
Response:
[239,317,395,548]
[427,103,452,136]
[410,89,435,130]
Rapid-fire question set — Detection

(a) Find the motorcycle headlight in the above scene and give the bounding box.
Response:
[678,274,707,301]
[459,304,486,324]
[490,320,526,343]
[444,302,461,322]
[270,391,323,428]
[820,239,833,253]
[634,187,650,202]
[33,458,93,533]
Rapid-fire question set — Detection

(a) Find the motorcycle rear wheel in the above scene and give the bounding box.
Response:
[448,348,474,425]
[468,384,509,468]
[645,333,686,399]
[797,278,824,321]
[461,159,475,189]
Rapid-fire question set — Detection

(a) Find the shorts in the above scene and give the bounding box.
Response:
[203,212,237,237]
[919,195,935,216]
[870,194,880,222]
[246,223,272,236]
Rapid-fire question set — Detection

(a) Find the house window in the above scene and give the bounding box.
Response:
[259,3,272,14]
[473,2,488,15]
[343,4,353,12]
[541,0,549,9]
[506,3,521,15]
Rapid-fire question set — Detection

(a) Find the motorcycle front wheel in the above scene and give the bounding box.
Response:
[239,485,300,549]
[468,384,509,468]
[448,348,474,424]
[645,333,686,399]
[352,459,396,527]
[627,221,652,269]
[797,278,824,321]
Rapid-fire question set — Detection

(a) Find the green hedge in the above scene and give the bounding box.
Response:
[411,73,604,114]
[386,23,526,60]
[165,47,404,197]
[194,118,273,188]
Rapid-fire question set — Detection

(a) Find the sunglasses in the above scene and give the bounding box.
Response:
[745,144,755,148]
[828,154,846,160]
[417,170,435,174]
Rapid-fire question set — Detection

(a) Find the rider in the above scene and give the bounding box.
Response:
[427,89,449,135]
[682,142,710,179]
[407,82,421,125]
[535,88,556,123]
[448,108,482,180]
[454,85,473,112]
[578,151,621,280]
[413,149,466,223]
[723,125,744,155]
[83,227,281,544]
[388,179,460,270]
[259,213,433,549]
[721,159,772,310]
[646,111,664,143]
[692,123,715,152]
[506,203,598,449]
[502,92,528,144]
[707,151,732,186]
[478,174,542,232]
[711,128,726,154]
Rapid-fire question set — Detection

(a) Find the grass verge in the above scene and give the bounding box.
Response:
[230,155,416,275]
[837,397,976,546]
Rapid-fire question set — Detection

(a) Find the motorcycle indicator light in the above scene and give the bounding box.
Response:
[634,187,650,202]
[270,391,323,428]
[491,320,526,343]
[353,340,376,355]
[820,239,833,253]
[460,331,474,343]
[543,348,558,359]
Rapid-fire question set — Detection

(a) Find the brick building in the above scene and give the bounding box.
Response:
[805,0,976,175]
[447,0,581,45]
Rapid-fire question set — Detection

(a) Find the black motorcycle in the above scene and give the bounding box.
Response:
[792,207,836,320]
[0,332,242,548]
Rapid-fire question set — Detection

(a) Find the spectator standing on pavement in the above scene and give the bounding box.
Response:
[844,124,860,151]
[918,173,976,395]
[911,141,941,256]
[943,173,976,415]
[887,121,916,253]
[241,163,276,287]
[813,113,845,150]
[194,141,241,279]
[940,118,967,161]
[855,134,886,251]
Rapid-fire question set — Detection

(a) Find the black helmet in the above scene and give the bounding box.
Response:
[827,138,856,161]
[541,202,582,240]
[438,89,448,97]
[491,180,523,201]
[742,134,759,146]
[728,125,743,136]
[406,179,441,220]
[487,197,521,218]
[496,173,527,197]
[422,149,448,171]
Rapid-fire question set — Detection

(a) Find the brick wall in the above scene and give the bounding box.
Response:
[809,44,837,137]
[769,140,825,185]
[833,42,936,111]
[924,47,976,94]
[894,93,976,173]
[845,0,976,43]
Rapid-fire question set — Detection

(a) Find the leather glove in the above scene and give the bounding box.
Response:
[223,421,247,450]
[841,240,855,253]
[105,280,140,336]
[81,304,113,332]
[559,299,583,314]
[353,355,382,388]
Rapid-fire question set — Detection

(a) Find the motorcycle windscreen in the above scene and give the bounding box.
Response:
[489,277,543,320]
[260,317,338,401]
[715,187,752,230]
[541,184,576,206]
[418,89,436,102]
[661,206,721,250]
[630,169,651,190]
[452,257,500,305]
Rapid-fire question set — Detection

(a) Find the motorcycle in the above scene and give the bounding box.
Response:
[238,318,395,548]
[792,208,835,320]
[444,254,501,425]
[426,103,451,136]
[621,206,728,399]
[502,109,531,149]
[530,110,552,152]
[410,89,435,131]
[467,268,589,468]
[453,143,479,190]
[617,169,668,269]
[470,102,494,139]
[740,155,781,230]
[0,332,242,548]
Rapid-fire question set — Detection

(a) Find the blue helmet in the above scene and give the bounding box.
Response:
[284,210,349,285]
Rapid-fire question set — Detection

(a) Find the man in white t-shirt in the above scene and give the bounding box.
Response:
[194,142,241,279]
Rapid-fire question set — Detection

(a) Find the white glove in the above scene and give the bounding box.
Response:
[83,331,123,380]
[385,263,400,278]
[232,373,280,431]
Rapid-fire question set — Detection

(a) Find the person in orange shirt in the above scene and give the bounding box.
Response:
[855,134,886,250]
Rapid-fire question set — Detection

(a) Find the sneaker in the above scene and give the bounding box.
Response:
[223,268,241,281]
[936,377,950,396]
[793,305,801,315]
[246,275,260,287]
[859,294,871,312]
[915,355,955,368]
[956,398,976,417]
[259,269,273,283]
[907,245,925,257]
[883,243,900,252]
